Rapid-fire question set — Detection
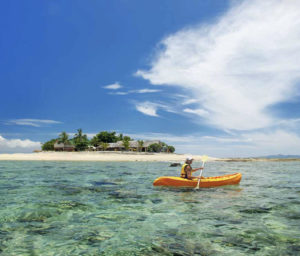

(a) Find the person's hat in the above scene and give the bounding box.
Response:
[186,156,194,161]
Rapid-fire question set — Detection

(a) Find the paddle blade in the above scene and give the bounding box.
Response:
[201,155,209,163]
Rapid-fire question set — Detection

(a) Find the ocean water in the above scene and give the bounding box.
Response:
[0,160,299,256]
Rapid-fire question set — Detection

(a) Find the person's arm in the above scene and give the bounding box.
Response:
[191,167,203,173]
[191,167,205,179]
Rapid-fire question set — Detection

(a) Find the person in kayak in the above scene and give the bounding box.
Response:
[180,156,203,180]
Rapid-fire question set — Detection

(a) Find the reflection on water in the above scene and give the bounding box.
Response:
[0,161,299,255]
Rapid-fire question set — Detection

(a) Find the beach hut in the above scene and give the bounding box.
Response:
[54,142,75,152]
[99,140,163,152]
[106,141,124,151]
[129,141,139,151]
[108,141,143,152]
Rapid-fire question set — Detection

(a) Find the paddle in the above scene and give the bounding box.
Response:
[195,155,208,190]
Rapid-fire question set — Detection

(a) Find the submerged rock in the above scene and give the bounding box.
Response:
[170,163,181,167]
[136,215,147,222]
[74,230,114,245]
[27,224,56,235]
[52,184,83,195]
[151,198,163,204]
[239,207,272,214]
[108,190,143,199]
[17,209,60,223]
[93,181,117,186]
[120,171,132,175]
[58,200,90,210]
[168,242,192,256]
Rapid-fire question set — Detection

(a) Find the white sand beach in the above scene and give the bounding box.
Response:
[0,152,217,162]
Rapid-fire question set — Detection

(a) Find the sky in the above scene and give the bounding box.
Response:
[1,0,300,157]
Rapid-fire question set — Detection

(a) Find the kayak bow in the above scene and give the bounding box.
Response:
[153,173,242,188]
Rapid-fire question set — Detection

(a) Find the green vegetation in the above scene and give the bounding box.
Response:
[167,145,175,153]
[147,142,175,153]
[90,136,99,147]
[58,131,69,144]
[137,140,144,152]
[42,129,175,153]
[41,139,56,151]
[92,131,128,144]
[73,129,89,151]
[148,143,162,153]
[100,142,109,151]
[122,137,130,151]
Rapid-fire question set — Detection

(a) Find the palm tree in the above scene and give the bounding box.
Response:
[138,140,144,152]
[122,138,130,151]
[90,136,99,147]
[74,128,87,144]
[58,131,69,144]
[101,142,109,151]
[75,128,83,140]
[74,129,89,151]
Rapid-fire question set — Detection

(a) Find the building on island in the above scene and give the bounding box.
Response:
[104,141,124,151]
[51,139,168,152]
[100,140,162,152]
[54,142,75,152]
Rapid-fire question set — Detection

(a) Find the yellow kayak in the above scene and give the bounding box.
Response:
[153,173,242,188]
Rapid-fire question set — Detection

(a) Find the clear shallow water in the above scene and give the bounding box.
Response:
[0,161,299,256]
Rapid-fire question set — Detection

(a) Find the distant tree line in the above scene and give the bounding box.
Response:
[41,129,175,153]
[147,143,175,153]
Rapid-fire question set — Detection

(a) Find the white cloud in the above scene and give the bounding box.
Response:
[240,130,300,155]
[132,89,161,94]
[110,88,161,95]
[103,82,122,90]
[110,91,129,95]
[182,99,198,105]
[135,102,159,117]
[184,108,209,117]
[135,101,178,117]
[6,119,62,127]
[0,135,41,153]
[136,0,300,131]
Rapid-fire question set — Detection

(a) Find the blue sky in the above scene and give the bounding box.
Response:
[1,0,300,157]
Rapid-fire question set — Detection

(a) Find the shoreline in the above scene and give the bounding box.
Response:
[0,152,214,162]
[0,152,299,162]
[218,158,300,162]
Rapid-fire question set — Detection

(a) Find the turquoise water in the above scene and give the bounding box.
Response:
[0,161,299,255]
